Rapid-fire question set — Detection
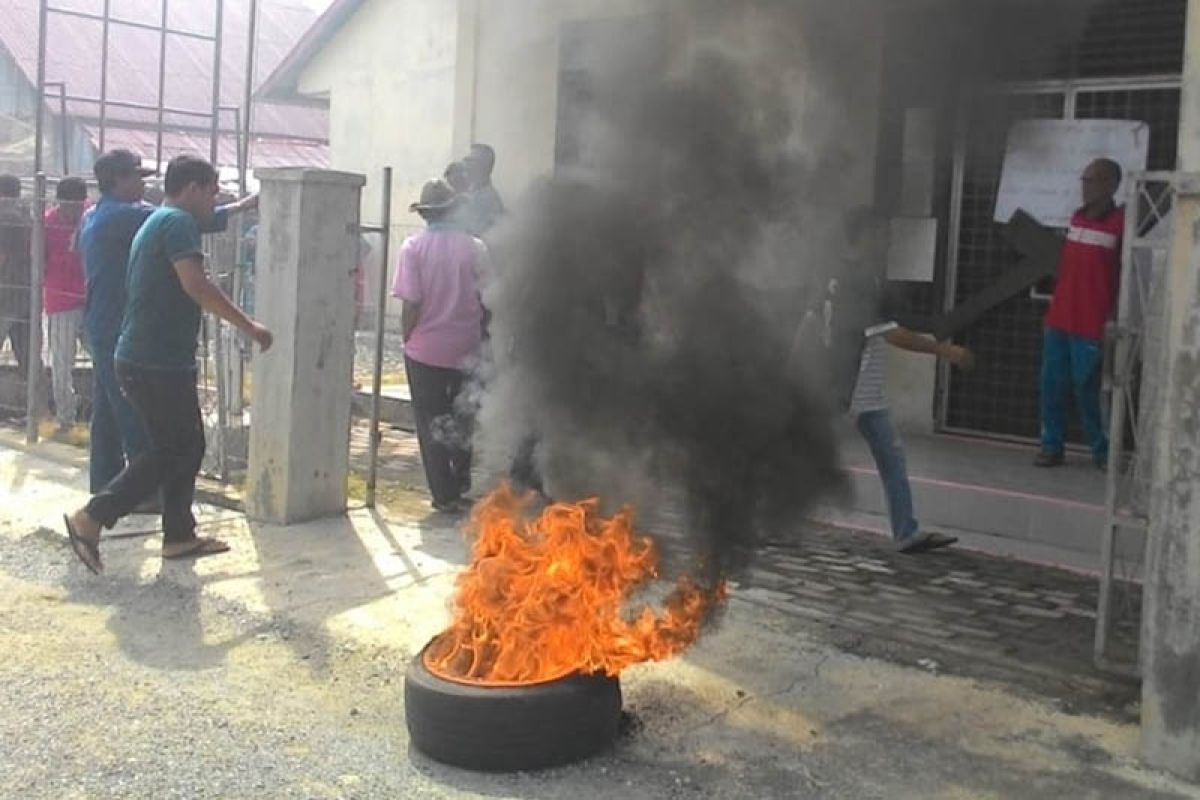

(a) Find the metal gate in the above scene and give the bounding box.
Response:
[1093,171,1196,673]
[20,0,260,448]
[939,75,1182,440]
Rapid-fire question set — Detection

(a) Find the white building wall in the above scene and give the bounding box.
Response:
[296,0,891,363]
[298,0,462,324]
[467,0,664,198]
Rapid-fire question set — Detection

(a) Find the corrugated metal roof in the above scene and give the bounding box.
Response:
[1,0,329,166]
[79,124,328,169]
[257,0,364,102]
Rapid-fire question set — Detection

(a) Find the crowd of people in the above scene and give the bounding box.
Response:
[0,140,1124,572]
[393,150,1125,561]
[0,150,266,572]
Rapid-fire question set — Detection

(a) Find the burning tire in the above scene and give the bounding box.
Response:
[404,647,623,772]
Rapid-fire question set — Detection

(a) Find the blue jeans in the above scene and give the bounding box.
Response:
[856,409,919,544]
[1039,328,1107,462]
[88,337,149,492]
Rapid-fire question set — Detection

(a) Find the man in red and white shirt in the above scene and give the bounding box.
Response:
[44,177,89,430]
[1035,158,1124,469]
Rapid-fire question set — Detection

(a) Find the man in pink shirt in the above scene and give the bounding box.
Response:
[393,179,486,512]
[45,177,89,430]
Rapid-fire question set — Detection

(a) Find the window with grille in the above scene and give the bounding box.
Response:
[941,0,1185,440]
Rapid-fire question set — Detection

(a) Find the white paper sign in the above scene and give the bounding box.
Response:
[887,217,938,282]
[993,119,1150,228]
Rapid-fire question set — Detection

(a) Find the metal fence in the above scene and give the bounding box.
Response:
[195,168,400,498]
[197,211,253,481]
[0,169,405,508]
[0,174,75,433]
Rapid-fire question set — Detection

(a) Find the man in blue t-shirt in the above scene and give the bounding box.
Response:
[81,150,255,494]
[79,150,157,492]
[64,156,272,571]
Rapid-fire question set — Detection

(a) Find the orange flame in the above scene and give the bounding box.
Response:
[424,486,726,685]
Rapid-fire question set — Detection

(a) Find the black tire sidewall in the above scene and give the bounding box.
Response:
[404,651,623,772]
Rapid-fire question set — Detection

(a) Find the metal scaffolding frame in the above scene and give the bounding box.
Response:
[26,0,262,450]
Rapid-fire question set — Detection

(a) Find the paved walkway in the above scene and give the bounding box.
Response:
[342,421,1143,716]
[747,527,1141,716]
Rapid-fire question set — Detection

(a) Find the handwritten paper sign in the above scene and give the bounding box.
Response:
[993,119,1150,228]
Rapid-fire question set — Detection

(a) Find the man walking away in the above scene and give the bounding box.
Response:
[798,255,975,555]
[64,156,271,573]
[394,179,485,513]
[851,321,974,553]
[462,144,505,237]
[44,177,89,431]
[1035,158,1124,470]
[79,150,157,491]
[0,174,33,374]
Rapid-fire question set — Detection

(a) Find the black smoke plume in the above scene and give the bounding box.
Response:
[475,0,1101,585]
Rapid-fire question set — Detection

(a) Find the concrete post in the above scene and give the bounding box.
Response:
[1140,0,1200,779]
[246,168,366,524]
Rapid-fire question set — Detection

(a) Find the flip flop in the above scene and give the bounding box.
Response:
[63,514,103,575]
[897,532,958,555]
[162,537,231,561]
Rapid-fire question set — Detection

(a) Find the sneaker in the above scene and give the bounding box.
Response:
[1033,450,1065,468]
[897,531,958,555]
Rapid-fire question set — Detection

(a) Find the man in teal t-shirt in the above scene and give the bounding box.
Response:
[64,156,273,572]
[116,205,210,370]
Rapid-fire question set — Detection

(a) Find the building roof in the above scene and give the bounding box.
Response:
[0,0,329,168]
[256,0,366,102]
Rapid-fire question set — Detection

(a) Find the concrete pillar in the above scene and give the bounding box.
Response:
[1140,0,1200,778]
[246,168,366,524]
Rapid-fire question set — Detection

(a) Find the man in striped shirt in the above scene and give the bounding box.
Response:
[850,319,974,554]
[1035,158,1124,470]
[796,272,975,554]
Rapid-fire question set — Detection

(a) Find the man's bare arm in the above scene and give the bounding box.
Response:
[884,326,974,369]
[174,256,273,351]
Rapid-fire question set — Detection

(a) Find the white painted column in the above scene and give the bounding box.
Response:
[1140,0,1200,780]
[246,168,366,524]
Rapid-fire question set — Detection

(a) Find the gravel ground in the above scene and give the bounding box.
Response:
[0,528,809,800]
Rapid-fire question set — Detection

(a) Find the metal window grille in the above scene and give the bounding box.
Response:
[944,92,1067,439]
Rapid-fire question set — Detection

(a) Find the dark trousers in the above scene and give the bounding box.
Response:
[1,317,30,372]
[405,356,472,506]
[510,435,544,494]
[87,338,149,492]
[85,363,205,543]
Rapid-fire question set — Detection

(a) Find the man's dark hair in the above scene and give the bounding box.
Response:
[164,155,218,196]
[94,149,149,194]
[469,143,496,172]
[0,174,21,199]
[1096,158,1123,188]
[56,176,88,202]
